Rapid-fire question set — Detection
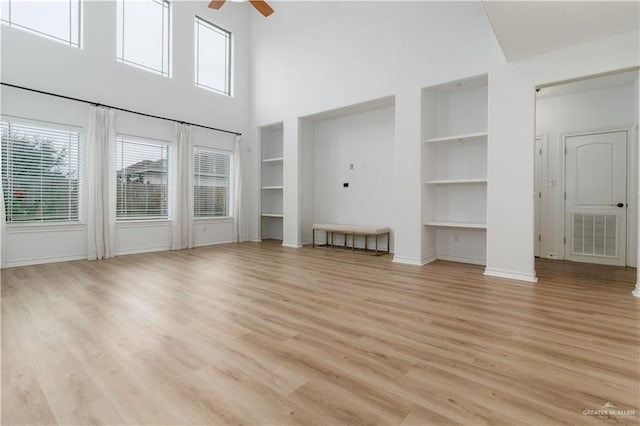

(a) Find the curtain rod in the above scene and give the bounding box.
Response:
[0,82,242,136]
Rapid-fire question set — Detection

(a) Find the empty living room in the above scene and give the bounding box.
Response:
[1,0,639,425]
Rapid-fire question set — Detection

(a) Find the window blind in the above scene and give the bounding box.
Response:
[194,148,231,217]
[116,135,168,219]
[1,121,81,223]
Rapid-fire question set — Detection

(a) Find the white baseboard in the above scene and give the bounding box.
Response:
[437,255,486,266]
[115,245,171,256]
[282,242,302,248]
[632,283,640,298]
[422,255,437,265]
[393,255,434,266]
[3,253,86,268]
[248,238,262,243]
[194,239,233,248]
[484,267,538,283]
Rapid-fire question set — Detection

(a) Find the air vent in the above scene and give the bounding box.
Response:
[572,213,617,257]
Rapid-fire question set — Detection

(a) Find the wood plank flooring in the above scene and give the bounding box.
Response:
[2,241,639,425]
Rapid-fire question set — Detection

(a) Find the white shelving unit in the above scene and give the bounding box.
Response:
[260,123,284,241]
[421,75,488,265]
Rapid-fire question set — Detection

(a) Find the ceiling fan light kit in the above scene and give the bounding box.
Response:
[208,0,274,17]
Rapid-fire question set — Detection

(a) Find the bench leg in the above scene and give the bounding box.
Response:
[386,232,390,254]
[375,235,378,255]
[353,234,356,252]
[312,229,315,248]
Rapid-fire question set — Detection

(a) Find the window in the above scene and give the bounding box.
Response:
[194,148,231,217]
[194,17,231,96]
[1,0,81,47]
[1,122,81,223]
[116,0,170,77]
[116,135,169,220]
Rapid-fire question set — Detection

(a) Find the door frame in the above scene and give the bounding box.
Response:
[534,134,548,258]
[561,127,631,263]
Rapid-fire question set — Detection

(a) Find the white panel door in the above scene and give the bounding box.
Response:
[565,131,627,266]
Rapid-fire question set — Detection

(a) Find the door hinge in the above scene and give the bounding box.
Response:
[564,192,566,200]
[539,148,542,156]
[563,237,566,245]
[538,192,542,199]
[565,147,567,155]
[538,234,541,242]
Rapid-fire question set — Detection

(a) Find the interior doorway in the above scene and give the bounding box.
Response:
[534,70,639,267]
[565,130,628,266]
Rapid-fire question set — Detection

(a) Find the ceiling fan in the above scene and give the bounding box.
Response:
[208,0,274,17]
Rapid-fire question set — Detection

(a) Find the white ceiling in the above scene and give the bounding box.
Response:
[482,1,640,62]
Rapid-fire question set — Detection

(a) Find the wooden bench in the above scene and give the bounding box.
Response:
[312,224,391,256]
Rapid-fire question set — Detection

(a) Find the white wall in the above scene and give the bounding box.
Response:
[486,33,639,282]
[305,104,395,251]
[0,1,248,267]
[250,1,504,262]
[535,82,637,264]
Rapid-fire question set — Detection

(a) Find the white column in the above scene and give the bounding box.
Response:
[634,135,640,297]
[634,187,640,296]
[282,116,301,248]
[392,88,424,265]
[484,68,538,282]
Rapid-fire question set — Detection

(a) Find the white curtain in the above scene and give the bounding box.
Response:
[86,106,116,260]
[233,135,246,243]
[170,123,194,250]
[0,151,6,268]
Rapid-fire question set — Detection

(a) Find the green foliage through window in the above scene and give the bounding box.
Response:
[1,122,81,223]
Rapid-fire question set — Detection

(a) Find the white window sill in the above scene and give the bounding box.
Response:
[116,219,172,229]
[194,216,233,223]
[6,222,85,234]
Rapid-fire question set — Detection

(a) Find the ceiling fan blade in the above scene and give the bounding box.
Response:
[249,0,274,17]
[208,0,226,10]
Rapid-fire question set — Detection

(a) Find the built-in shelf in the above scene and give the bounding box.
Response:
[425,178,487,185]
[262,157,284,163]
[424,131,487,144]
[260,122,284,241]
[424,221,487,229]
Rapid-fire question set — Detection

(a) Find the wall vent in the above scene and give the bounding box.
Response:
[572,213,617,257]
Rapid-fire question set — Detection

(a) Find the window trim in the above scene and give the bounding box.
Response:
[1,0,82,48]
[115,133,171,221]
[116,0,172,78]
[194,16,232,97]
[1,119,83,225]
[193,146,233,219]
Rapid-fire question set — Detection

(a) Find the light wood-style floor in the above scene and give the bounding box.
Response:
[2,241,639,425]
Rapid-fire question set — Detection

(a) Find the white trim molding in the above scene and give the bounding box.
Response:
[194,239,233,248]
[437,255,485,266]
[282,242,303,248]
[484,267,538,283]
[392,255,435,266]
[4,254,87,268]
[632,282,640,298]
